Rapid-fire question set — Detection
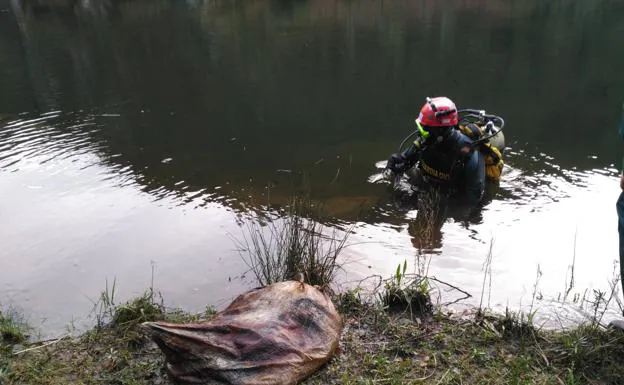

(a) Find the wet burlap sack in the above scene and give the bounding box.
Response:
[144,280,342,385]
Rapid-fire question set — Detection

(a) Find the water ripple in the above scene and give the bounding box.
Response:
[0,114,101,171]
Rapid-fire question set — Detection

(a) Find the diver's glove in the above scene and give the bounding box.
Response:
[386,153,408,174]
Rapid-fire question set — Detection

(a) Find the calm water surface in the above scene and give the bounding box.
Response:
[2,0,624,336]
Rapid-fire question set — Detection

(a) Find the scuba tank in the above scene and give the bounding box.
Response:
[486,122,505,152]
[456,109,506,181]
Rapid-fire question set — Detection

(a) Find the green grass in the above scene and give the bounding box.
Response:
[0,309,28,345]
[1,307,31,384]
[1,283,623,385]
[306,299,624,385]
[380,261,433,316]
[0,285,215,385]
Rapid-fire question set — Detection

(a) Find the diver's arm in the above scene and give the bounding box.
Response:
[386,142,422,173]
[449,129,474,156]
[400,142,423,167]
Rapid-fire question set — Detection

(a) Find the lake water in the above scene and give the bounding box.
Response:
[1,0,624,336]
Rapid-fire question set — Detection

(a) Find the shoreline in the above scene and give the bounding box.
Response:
[2,284,623,385]
[2,194,623,384]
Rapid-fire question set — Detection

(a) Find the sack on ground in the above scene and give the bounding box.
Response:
[144,280,342,385]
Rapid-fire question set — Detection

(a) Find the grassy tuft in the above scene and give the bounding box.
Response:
[378,261,433,317]
[90,264,171,334]
[475,308,539,342]
[335,288,366,316]
[112,290,165,330]
[236,194,352,291]
[546,324,624,384]
[0,309,28,345]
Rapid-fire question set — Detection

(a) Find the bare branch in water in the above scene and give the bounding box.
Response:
[428,276,473,306]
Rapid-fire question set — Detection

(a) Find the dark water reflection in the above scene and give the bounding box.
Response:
[1,0,624,335]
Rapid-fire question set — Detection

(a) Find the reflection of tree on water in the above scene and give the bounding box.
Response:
[378,179,497,253]
[2,0,624,220]
[14,0,133,18]
[409,189,447,251]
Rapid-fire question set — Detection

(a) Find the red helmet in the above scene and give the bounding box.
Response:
[416,96,458,127]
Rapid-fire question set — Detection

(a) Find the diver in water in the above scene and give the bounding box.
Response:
[383,96,491,217]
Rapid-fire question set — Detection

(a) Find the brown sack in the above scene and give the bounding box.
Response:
[144,281,342,385]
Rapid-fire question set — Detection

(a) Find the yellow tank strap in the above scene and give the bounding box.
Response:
[482,143,502,163]
[483,143,504,181]
[459,123,484,140]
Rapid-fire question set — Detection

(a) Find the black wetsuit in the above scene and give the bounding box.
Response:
[386,128,486,207]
